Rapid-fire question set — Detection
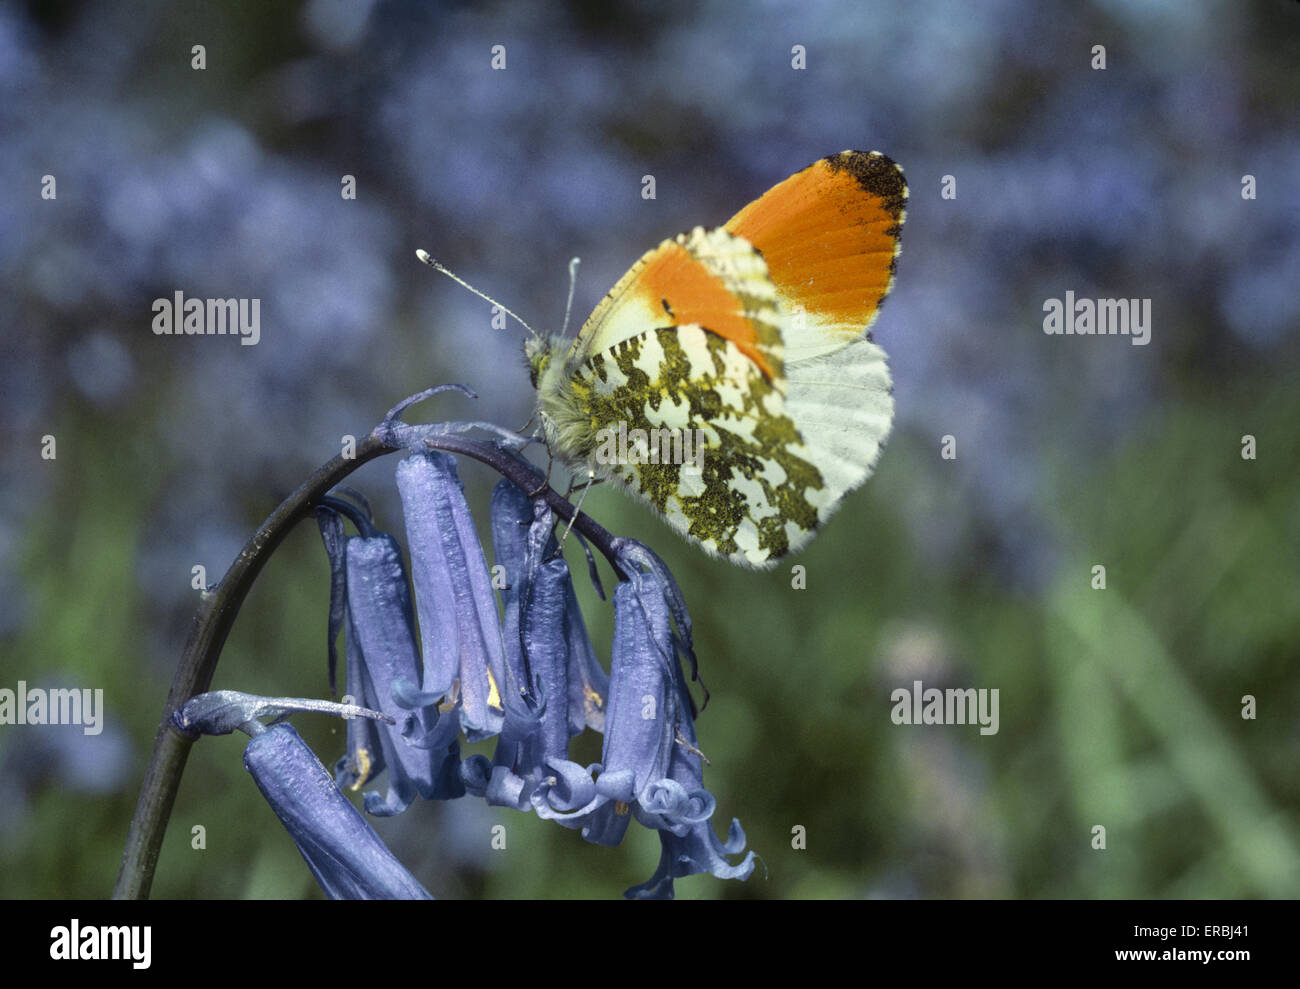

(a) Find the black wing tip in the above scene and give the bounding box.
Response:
[827,150,908,218]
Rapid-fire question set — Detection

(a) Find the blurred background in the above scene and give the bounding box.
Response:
[2,0,1298,899]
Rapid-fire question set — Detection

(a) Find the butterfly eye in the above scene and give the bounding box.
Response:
[527,348,550,389]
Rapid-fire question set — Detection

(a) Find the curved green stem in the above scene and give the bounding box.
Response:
[113,433,391,898]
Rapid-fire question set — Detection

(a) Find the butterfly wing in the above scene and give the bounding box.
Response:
[568,323,823,568]
[725,149,906,363]
[782,335,893,515]
[546,152,904,565]
[571,226,785,388]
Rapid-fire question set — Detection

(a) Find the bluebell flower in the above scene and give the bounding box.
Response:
[298,429,754,898]
[343,532,462,812]
[531,549,756,898]
[315,503,462,811]
[490,479,608,735]
[175,690,426,899]
[396,450,508,741]
[334,598,387,791]
[318,505,387,791]
[623,672,757,899]
[243,722,434,900]
[462,480,609,809]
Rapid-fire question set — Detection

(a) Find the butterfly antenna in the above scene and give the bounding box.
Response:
[415,249,539,340]
[561,257,581,337]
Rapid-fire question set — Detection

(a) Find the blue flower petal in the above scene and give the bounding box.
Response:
[244,723,434,900]
[533,758,597,814]
[581,799,635,847]
[562,576,609,735]
[491,479,608,735]
[397,451,507,740]
[626,673,756,897]
[599,576,679,802]
[519,557,573,764]
[623,817,757,900]
[315,506,349,695]
[344,534,447,810]
[489,479,533,699]
[334,606,386,790]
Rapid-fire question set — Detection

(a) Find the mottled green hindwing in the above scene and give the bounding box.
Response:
[568,324,827,567]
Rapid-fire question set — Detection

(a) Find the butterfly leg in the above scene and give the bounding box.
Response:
[550,469,597,560]
[525,432,556,498]
[563,473,604,498]
[516,409,540,436]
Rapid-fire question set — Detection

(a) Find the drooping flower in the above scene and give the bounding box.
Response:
[397,450,508,741]
[228,408,756,899]
[315,502,462,811]
[623,673,756,899]
[463,480,609,809]
[175,690,429,900]
[530,548,756,897]
[343,532,463,812]
[490,479,608,735]
[243,722,433,900]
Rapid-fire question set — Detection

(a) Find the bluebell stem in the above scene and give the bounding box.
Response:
[173,690,394,736]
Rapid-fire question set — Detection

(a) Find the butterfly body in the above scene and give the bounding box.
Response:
[528,150,906,568]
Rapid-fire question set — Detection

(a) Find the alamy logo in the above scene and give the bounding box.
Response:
[151,291,261,345]
[0,681,104,735]
[593,421,706,471]
[890,679,1000,736]
[1042,290,1150,346]
[50,920,151,969]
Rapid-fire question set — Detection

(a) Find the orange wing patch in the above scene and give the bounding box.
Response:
[725,150,906,358]
[574,226,784,384]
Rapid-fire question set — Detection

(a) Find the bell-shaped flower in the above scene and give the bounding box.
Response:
[489,479,608,734]
[315,504,463,812]
[333,600,387,792]
[528,547,756,895]
[244,722,434,900]
[465,481,609,807]
[317,506,383,790]
[593,574,681,805]
[343,533,427,813]
[397,451,507,740]
[623,673,756,898]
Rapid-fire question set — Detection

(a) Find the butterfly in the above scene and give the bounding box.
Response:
[432,150,906,569]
